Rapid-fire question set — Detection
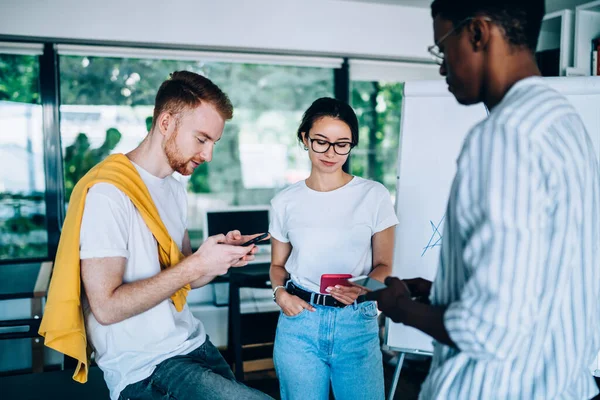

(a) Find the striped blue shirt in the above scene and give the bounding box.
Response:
[420,77,600,399]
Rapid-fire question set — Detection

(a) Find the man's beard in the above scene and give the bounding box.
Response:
[164,130,196,176]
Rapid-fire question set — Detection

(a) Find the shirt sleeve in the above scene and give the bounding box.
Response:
[176,180,188,230]
[269,197,289,243]
[80,183,130,259]
[444,125,548,361]
[373,184,399,233]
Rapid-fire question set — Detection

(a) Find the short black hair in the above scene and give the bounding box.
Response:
[297,97,359,147]
[430,0,545,51]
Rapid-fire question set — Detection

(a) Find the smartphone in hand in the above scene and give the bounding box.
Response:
[320,274,353,294]
[348,276,387,292]
[240,232,270,247]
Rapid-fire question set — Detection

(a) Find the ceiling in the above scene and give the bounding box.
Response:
[338,0,591,12]
[339,0,431,7]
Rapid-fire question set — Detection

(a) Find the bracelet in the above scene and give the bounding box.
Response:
[272,285,286,302]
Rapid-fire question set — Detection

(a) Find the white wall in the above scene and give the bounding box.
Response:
[350,59,442,81]
[0,0,434,61]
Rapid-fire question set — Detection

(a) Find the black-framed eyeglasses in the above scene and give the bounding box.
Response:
[308,137,354,155]
[427,17,492,65]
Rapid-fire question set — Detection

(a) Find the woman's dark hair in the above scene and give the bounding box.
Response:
[431,0,545,52]
[297,97,359,147]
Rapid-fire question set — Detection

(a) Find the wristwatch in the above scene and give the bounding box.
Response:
[272,285,286,302]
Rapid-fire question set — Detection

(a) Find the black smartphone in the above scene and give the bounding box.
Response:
[348,276,388,292]
[240,232,270,247]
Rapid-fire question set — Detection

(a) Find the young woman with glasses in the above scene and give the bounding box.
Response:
[269,97,398,400]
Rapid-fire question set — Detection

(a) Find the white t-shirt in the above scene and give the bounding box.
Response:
[269,176,399,293]
[79,162,206,400]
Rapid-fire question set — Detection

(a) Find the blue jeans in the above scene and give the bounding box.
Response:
[118,339,272,400]
[274,300,384,400]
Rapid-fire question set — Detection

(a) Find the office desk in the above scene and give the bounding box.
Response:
[0,261,53,373]
[213,260,271,284]
[222,262,279,381]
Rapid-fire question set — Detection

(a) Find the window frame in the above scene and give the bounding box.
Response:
[0,36,436,263]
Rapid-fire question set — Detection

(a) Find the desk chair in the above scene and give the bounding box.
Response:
[0,261,52,373]
[0,262,107,398]
[0,364,110,400]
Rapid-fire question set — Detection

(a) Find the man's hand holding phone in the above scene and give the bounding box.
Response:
[402,278,432,299]
[358,276,432,302]
[373,277,410,323]
[238,232,270,247]
[370,276,433,323]
[190,234,255,278]
[222,230,270,263]
[224,230,269,247]
[191,231,269,278]
[403,277,432,304]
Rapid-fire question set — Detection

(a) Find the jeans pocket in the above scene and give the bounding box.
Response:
[119,375,153,400]
[359,301,378,319]
[281,308,309,320]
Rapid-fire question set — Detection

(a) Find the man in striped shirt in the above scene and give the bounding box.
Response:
[376,0,600,398]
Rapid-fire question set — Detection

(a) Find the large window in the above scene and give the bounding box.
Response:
[59,50,335,247]
[351,81,404,198]
[349,60,441,199]
[0,51,47,259]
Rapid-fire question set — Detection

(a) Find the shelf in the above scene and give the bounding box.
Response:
[537,10,575,76]
[579,0,600,12]
[574,0,600,75]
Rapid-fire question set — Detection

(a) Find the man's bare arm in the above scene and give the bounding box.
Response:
[82,234,253,325]
[81,255,197,325]
[183,231,217,289]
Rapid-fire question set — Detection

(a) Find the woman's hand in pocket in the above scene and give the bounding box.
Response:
[275,289,316,316]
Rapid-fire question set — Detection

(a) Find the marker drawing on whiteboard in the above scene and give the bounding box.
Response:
[421,215,445,257]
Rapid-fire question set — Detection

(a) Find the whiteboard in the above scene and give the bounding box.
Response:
[386,77,600,355]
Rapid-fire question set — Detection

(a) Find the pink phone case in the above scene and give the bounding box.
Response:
[320,274,353,294]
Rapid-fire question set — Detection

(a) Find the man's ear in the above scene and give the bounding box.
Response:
[157,112,174,137]
[468,17,491,51]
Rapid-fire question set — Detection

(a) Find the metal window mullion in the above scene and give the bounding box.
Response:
[56,44,344,69]
[334,58,351,173]
[39,43,64,261]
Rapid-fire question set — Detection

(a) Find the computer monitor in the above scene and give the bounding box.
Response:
[203,206,271,246]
